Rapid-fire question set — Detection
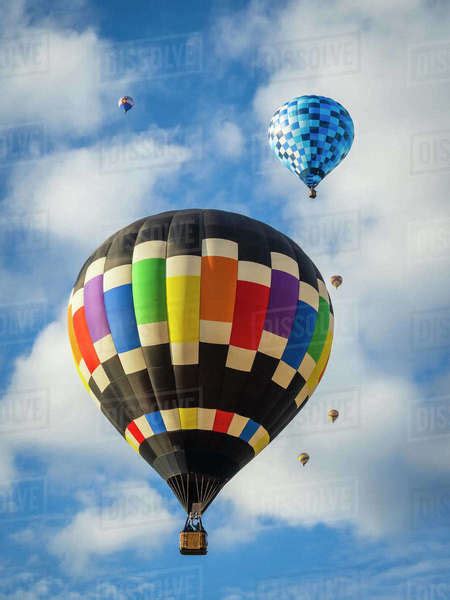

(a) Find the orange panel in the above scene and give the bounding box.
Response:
[72,307,100,373]
[200,256,237,322]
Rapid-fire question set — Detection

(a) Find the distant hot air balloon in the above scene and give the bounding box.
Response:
[330,275,343,289]
[68,209,334,553]
[268,95,354,198]
[298,452,310,466]
[118,96,135,113]
[328,409,339,423]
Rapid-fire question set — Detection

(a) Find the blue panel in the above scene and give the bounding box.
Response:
[268,95,354,190]
[146,412,166,434]
[240,419,260,442]
[282,300,318,369]
[104,284,141,353]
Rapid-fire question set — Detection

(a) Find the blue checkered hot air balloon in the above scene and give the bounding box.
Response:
[118,96,135,113]
[268,95,354,198]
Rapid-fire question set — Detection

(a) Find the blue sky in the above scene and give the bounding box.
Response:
[0,0,450,598]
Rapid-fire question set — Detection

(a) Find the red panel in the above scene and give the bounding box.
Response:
[213,410,234,434]
[230,281,270,350]
[72,307,100,373]
[127,421,145,445]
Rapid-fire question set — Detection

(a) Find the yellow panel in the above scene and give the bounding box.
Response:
[125,429,140,453]
[166,276,200,343]
[179,407,198,430]
[249,427,270,455]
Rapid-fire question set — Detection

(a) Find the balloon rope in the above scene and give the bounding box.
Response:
[187,473,190,512]
[179,473,187,508]
[202,478,212,506]
[172,475,183,505]
[195,473,200,506]
[200,475,205,507]
[203,480,218,509]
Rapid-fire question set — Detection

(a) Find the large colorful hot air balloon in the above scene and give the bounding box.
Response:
[67,209,334,552]
[268,95,354,198]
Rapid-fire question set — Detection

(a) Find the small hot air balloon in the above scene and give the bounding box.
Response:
[330,275,343,289]
[118,96,135,113]
[328,409,339,423]
[298,452,310,467]
[268,95,354,198]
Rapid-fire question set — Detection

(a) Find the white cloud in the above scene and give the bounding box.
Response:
[0,12,105,137]
[214,120,244,159]
[5,128,191,249]
[49,480,176,574]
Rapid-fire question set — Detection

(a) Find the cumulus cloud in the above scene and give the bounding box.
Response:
[0,2,106,137]
[4,128,191,249]
[49,480,176,574]
[214,121,244,159]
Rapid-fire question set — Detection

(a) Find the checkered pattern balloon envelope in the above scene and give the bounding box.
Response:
[268,95,354,190]
[68,210,334,515]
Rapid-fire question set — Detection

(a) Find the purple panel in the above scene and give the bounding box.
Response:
[264,270,298,338]
[84,275,110,342]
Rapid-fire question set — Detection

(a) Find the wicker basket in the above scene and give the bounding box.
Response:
[179,531,208,555]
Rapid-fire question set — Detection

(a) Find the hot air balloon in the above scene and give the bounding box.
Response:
[330,275,343,289]
[118,96,135,113]
[67,209,334,554]
[268,95,354,198]
[328,409,339,423]
[298,452,310,466]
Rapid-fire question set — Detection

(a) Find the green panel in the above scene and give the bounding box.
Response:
[132,258,167,324]
[307,297,330,362]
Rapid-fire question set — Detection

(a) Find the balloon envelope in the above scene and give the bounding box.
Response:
[330,275,343,288]
[68,210,334,513]
[268,95,354,191]
[118,96,135,112]
[298,452,310,466]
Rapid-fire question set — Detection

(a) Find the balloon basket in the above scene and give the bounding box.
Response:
[179,510,208,555]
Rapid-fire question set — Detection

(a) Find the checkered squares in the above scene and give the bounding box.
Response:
[268,95,354,189]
